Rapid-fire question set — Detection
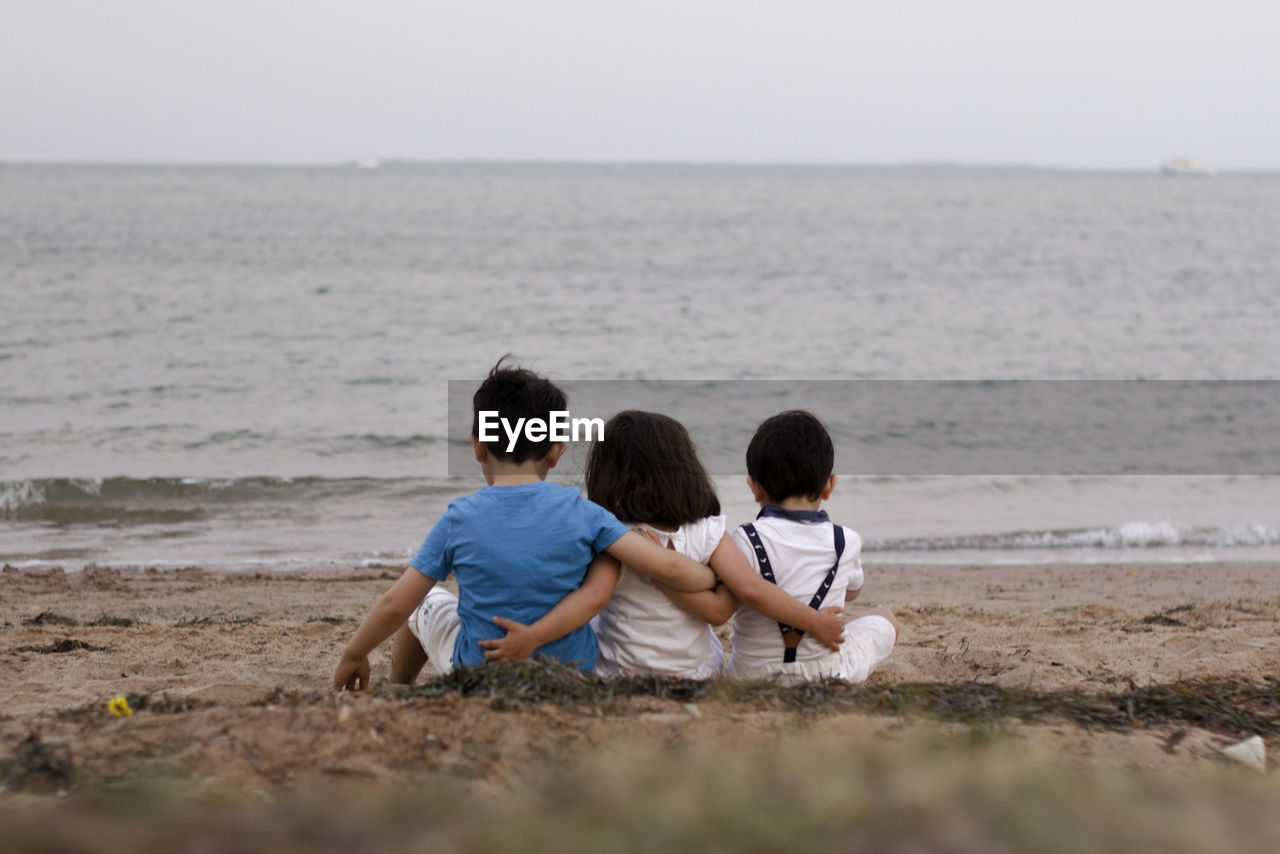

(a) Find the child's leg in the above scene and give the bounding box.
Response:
[397,586,462,682]
[839,608,898,684]
[862,607,900,638]
[390,624,429,684]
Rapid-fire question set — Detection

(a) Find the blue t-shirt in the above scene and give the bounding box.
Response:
[410,481,629,670]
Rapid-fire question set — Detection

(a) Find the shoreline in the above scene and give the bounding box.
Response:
[6,553,1280,572]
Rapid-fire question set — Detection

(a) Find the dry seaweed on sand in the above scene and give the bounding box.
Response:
[13,638,107,654]
[731,678,1280,738]
[1140,614,1188,627]
[112,692,212,715]
[1,732,74,793]
[403,659,709,711]
[87,615,136,627]
[845,680,1280,738]
[51,691,213,721]
[401,663,1279,738]
[22,610,78,626]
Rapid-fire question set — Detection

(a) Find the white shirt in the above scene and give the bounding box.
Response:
[728,514,863,679]
[594,515,726,678]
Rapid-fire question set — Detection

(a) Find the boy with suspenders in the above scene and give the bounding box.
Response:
[727,411,899,683]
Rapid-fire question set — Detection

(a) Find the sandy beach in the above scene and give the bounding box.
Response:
[2,560,1277,851]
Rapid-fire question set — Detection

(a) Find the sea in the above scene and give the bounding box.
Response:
[2,162,1279,571]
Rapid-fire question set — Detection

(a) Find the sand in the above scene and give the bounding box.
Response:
[1,560,1277,851]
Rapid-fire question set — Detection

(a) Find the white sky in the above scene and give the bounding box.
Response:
[3,1,1278,168]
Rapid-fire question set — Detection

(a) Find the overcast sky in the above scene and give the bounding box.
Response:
[3,1,1277,168]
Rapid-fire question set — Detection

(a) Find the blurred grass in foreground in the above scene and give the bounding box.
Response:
[1,727,1277,854]
[411,660,1280,737]
[4,663,1278,852]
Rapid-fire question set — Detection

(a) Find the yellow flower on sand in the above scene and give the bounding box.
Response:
[108,696,133,717]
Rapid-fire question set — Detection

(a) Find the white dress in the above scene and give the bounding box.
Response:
[593,515,727,679]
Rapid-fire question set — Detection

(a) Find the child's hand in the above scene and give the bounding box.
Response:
[809,607,847,651]
[333,653,370,692]
[477,616,541,663]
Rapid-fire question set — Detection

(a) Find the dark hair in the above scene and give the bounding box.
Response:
[745,410,834,503]
[585,410,720,527]
[470,355,568,463]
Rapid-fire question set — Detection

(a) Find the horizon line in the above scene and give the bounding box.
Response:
[2,156,1275,173]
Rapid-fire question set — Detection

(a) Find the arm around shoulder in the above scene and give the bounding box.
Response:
[715,532,846,651]
[479,553,621,662]
[604,531,716,592]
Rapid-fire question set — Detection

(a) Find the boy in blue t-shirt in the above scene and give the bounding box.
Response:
[332,359,716,690]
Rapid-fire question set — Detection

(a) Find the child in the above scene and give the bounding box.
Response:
[726,410,898,683]
[480,410,846,679]
[331,361,717,691]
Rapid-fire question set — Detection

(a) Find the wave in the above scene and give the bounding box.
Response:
[866,520,1280,552]
[0,476,461,527]
[6,478,1277,556]
[0,479,48,512]
[171,431,442,453]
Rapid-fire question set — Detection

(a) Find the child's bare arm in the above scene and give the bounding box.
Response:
[845,586,861,605]
[333,568,436,691]
[478,553,621,663]
[605,531,716,592]
[714,534,846,651]
[658,578,739,626]
[656,536,743,625]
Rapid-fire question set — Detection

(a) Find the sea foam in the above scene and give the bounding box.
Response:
[0,480,45,513]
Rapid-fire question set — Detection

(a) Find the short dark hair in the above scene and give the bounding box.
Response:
[585,410,720,527]
[745,410,834,503]
[470,356,568,463]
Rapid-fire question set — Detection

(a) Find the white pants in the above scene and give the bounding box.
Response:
[407,586,461,676]
[729,614,896,683]
[838,614,897,683]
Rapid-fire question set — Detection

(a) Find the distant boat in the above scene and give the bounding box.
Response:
[1160,156,1214,177]
[354,158,381,170]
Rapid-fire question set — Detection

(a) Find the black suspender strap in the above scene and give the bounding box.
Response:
[741,523,845,663]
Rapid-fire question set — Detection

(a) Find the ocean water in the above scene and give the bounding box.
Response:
[2,162,1279,569]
